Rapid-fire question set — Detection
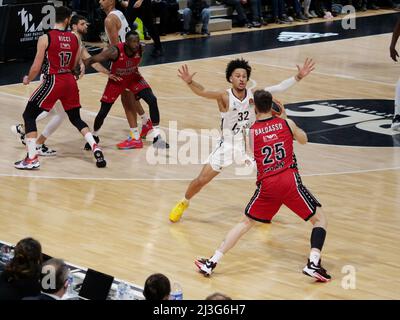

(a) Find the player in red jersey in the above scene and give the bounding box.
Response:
[83,30,169,148]
[195,90,331,282]
[14,6,106,170]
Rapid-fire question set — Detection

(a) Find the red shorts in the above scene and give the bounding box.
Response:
[245,168,321,223]
[29,73,80,111]
[101,77,150,104]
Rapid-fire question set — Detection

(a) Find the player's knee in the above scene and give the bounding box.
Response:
[66,108,87,131]
[310,208,327,229]
[23,102,40,133]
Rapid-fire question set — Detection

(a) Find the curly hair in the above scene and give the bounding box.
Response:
[225,58,251,83]
[5,237,42,281]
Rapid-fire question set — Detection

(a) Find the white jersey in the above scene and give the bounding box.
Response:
[220,88,255,140]
[106,9,130,43]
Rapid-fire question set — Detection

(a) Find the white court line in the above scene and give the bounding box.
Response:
[0,166,399,181]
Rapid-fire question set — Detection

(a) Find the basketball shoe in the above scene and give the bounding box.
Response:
[116,137,143,149]
[36,144,57,156]
[153,135,169,149]
[93,144,107,168]
[392,114,400,131]
[195,258,217,276]
[14,154,40,170]
[11,124,26,145]
[302,259,331,282]
[169,200,189,222]
[140,119,153,139]
[84,135,100,151]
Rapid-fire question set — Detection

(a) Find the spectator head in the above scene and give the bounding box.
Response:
[143,273,171,300]
[5,237,42,280]
[206,292,232,300]
[70,15,89,35]
[225,58,251,84]
[254,90,273,114]
[125,31,141,52]
[40,258,69,298]
[55,6,72,25]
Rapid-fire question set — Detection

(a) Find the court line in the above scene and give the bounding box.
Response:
[0,166,399,181]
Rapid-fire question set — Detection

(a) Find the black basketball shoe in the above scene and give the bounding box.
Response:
[303,259,331,282]
[195,258,217,276]
[392,114,400,132]
[93,144,106,168]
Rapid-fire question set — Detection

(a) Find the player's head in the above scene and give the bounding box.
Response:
[55,6,72,27]
[70,15,89,35]
[225,58,251,91]
[99,0,115,12]
[254,90,273,114]
[125,31,141,52]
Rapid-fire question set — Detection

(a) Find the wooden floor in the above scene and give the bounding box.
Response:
[0,33,399,299]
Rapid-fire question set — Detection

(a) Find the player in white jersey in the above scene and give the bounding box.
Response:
[169,58,315,223]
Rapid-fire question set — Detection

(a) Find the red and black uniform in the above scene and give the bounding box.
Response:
[101,42,150,104]
[29,29,80,111]
[245,117,321,223]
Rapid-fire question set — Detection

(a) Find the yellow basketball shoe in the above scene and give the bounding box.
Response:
[169,199,189,222]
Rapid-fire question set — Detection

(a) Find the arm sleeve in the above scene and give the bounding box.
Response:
[264,76,297,94]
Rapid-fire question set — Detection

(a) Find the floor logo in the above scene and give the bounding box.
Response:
[278,31,339,42]
[285,99,400,147]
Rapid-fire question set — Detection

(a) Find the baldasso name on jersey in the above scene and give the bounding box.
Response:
[254,123,283,136]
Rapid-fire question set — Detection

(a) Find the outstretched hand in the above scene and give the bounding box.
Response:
[296,58,316,80]
[178,64,197,84]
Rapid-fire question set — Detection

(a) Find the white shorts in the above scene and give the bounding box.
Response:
[206,138,247,172]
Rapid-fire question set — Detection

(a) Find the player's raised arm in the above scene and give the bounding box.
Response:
[23,35,48,85]
[178,64,224,100]
[390,18,400,62]
[286,118,308,145]
[264,58,315,93]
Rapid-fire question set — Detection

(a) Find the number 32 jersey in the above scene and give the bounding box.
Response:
[220,88,255,140]
[252,117,296,182]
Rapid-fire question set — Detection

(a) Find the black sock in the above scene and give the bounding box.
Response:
[310,227,326,251]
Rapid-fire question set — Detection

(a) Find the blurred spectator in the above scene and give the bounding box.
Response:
[271,0,292,23]
[24,259,69,300]
[286,0,309,21]
[143,273,171,300]
[151,0,169,36]
[181,0,211,36]
[220,0,249,26]
[206,292,232,300]
[0,238,42,300]
[247,0,263,27]
[123,0,164,57]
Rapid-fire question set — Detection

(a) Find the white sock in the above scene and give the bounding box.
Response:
[210,250,223,264]
[153,125,160,138]
[395,79,400,115]
[84,132,97,150]
[141,113,149,123]
[41,113,66,138]
[129,127,140,140]
[26,138,37,159]
[309,250,321,265]
[92,131,99,137]
[36,111,49,122]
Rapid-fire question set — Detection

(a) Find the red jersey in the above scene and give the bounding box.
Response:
[252,117,297,182]
[42,29,79,75]
[110,42,143,80]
